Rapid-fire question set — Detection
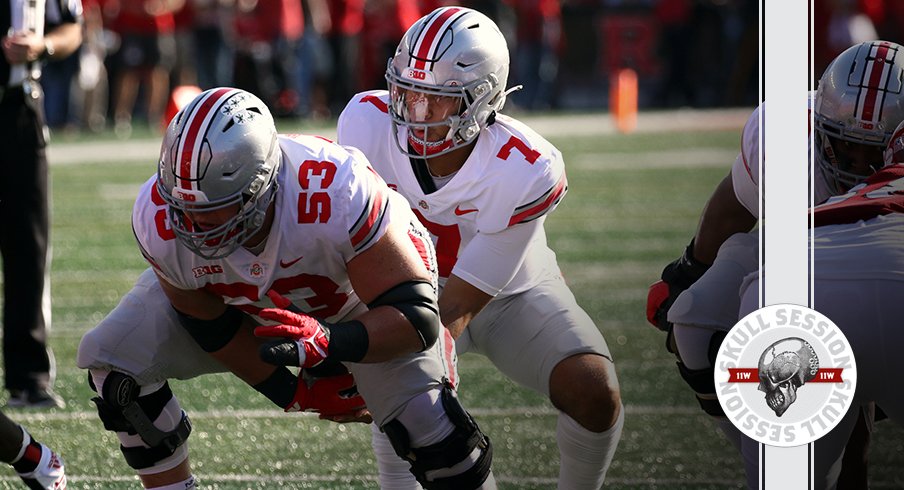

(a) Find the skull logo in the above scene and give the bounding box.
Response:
[757,338,819,417]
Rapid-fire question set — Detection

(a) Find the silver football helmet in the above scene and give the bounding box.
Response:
[815,40,904,193]
[156,87,281,259]
[385,7,516,158]
[884,118,904,166]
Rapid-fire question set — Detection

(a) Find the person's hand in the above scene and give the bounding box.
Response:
[1,31,43,64]
[256,308,330,368]
[646,240,710,332]
[285,372,369,423]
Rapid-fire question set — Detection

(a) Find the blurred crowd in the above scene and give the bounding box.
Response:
[44,0,902,137]
[814,0,904,79]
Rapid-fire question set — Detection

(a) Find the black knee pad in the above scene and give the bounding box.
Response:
[381,382,492,490]
[675,361,725,417]
[672,330,728,418]
[90,372,192,470]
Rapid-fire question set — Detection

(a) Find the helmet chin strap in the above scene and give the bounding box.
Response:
[408,131,454,157]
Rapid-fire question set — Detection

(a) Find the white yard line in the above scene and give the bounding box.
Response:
[7,404,699,424]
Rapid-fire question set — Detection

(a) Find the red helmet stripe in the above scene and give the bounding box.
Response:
[859,42,892,123]
[176,87,235,191]
[412,7,462,71]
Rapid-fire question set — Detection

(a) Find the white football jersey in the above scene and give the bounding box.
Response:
[133,134,410,323]
[730,92,832,217]
[338,90,567,296]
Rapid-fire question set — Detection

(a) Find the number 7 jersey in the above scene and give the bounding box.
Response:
[338,90,568,296]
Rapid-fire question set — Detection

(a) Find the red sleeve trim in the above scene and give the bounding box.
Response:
[360,95,388,114]
[508,173,568,227]
[349,186,387,252]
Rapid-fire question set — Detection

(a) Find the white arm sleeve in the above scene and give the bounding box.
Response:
[451,219,545,296]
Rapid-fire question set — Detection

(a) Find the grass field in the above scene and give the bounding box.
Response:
[1,113,902,489]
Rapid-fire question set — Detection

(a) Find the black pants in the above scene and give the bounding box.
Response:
[0,85,52,392]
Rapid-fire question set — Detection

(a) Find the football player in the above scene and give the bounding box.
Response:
[76,88,495,489]
[0,410,66,489]
[648,40,904,488]
[338,7,622,488]
[738,147,904,488]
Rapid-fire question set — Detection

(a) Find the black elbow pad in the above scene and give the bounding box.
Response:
[175,305,244,353]
[368,280,440,350]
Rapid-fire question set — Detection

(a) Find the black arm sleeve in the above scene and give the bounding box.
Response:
[367,280,440,351]
[174,305,244,353]
[252,366,298,409]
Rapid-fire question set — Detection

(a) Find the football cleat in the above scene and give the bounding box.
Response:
[17,444,66,490]
[7,389,66,409]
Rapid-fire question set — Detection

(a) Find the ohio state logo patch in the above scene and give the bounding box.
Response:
[250,263,264,278]
[714,304,857,447]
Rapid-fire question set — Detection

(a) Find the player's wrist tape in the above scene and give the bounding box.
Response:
[252,366,297,408]
[680,239,710,273]
[324,320,368,363]
[662,239,711,289]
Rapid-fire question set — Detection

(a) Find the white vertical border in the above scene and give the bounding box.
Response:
[761,0,813,488]
[809,0,817,484]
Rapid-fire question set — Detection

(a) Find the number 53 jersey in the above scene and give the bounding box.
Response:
[132,133,412,324]
[338,90,568,297]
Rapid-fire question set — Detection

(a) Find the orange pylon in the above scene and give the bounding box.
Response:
[163,85,203,131]
[609,68,637,134]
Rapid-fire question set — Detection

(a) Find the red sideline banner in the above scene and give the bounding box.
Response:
[726,368,844,383]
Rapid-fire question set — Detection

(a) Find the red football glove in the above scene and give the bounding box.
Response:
[646,280,671,327]
[256,308,330,368]
[286,372,368,420]
[646,240,711,332]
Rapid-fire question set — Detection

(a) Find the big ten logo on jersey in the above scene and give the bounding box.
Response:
[297,160,337,224]
[714,304,857,447]
[192,265,223,278]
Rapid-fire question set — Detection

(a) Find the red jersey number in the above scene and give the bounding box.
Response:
[413,209,461,279]
[497,136,540,164]
[297,160,337,224]
[206,273,348,319]
[150,184,176,241]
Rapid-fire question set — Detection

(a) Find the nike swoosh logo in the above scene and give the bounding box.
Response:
[454,206,478,216]
[279,256,303,268]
